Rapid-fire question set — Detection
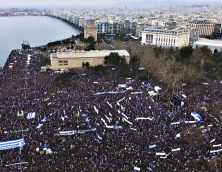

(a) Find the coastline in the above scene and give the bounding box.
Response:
[0,16,81,69]
[0,15,84,34]
[46,15,84,33]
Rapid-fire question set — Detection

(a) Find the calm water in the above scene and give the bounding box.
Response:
[0,16,79,66]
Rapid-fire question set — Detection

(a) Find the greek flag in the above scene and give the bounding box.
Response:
[41,117,46,122]
[0,138,25,150]
[26,112,36,119]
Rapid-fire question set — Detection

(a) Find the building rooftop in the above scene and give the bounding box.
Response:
[51,50,130,59]
[193,38,222,47]
[190,20,211,24]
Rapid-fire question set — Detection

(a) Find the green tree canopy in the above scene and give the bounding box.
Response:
[177,45,193,63]
[104,52,126,66]
[118,63,130,76]
[94,65,105,72]
[130,55,140,65]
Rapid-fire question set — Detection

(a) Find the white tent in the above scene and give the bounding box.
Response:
[154,86,161,93]
[148,91,157,96]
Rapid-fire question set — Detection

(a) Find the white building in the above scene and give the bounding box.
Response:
[193,38,222,52]
[79,17,87,27]
[141,26,190,48]
[94,20,109,34]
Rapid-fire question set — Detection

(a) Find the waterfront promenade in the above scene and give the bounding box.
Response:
[48,15,84,33]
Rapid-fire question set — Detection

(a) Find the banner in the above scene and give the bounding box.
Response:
[156,152,166,156]
[107,101,113,108]
[123,118,133,125]
[131,92,143,95]
[149,145,156,148]
[122,113,128,120]
[94,106,99,114]
[213,144,221,147]
[172,148,180,152]
[171,122,180,125]
[136,117,153,121]
[185,121,196,124]
[210,149,222,153]
[59,128,96,135]
[210,139,215,143]
[27,112,36,119]
[134,167,140,171]
[93,91,125,96]
[0,138,25,150]
[118,97,125,103]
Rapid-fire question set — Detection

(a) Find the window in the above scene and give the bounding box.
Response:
[58,60,68,66]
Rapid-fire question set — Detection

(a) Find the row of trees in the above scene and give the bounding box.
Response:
[47,39,74,47]
[124,41,220,90]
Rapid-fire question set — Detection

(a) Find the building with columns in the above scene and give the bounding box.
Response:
[190,20,214,37]
[141,26,190,48]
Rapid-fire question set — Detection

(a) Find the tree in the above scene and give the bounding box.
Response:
[82,62,85,68]
[84,36,95,43]
[75,33,84,41]
[140,44,155,70]
[85,44,95,51]
[113,40,124,50]
[177,45,193,64]
[94,65,105,72]
[104,52,123,66]
[214,49,218,54]
[190,48,202,69]
[200,46,212,60]
[204,60,216,71]
[129,55,140,65]
[85,62,90,68]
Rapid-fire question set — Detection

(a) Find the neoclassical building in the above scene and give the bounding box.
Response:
[84,24,97,41]
[141,26,190,48]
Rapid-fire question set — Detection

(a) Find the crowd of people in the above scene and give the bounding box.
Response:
[0,48,222,172]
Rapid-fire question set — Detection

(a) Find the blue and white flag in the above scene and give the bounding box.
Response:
[26,112,36,119]
[121,105,125,112]
[36,124,43,129]
[191,112,203,121]
[113,126,123,129]
[41,117,46,122]
[149,145,157,148]
[0,138,25,150]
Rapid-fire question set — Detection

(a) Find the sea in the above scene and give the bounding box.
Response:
[0,16,79,66]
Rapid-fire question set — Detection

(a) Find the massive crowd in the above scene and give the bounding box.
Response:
[0,48,222,172]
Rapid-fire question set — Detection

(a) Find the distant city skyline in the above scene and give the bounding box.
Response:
[1,0,222,7]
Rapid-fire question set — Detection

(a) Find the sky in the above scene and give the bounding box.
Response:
[0,0,221,7]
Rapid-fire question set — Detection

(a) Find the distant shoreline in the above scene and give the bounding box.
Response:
[47,15,84,33]
[0,15,84,34]
[0,15,80,68]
